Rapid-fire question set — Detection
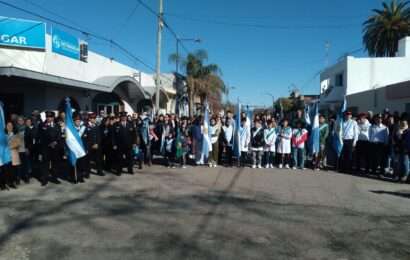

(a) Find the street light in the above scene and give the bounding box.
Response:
[176,38,201,74]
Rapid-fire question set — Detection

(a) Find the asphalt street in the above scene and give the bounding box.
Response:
[0,166,409,260]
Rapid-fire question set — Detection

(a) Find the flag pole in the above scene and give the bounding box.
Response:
[74,164,78,183]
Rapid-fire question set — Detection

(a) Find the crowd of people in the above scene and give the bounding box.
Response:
[1,106,409,191]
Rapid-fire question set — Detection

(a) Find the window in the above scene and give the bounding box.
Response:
[335,73,344,87]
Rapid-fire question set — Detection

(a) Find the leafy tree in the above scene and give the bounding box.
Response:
[363,0,410,57]
[169,50,225,115]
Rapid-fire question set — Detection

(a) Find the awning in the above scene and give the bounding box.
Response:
[0,66,112,92]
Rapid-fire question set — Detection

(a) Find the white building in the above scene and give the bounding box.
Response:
[0,16,177,117]
[320,37,410,114]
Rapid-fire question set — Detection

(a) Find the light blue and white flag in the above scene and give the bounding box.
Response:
[304,104,311,126]
[65,97,86,167]
[333,97,347,157]
[233,102,241,158]
[309,102,320,155]
[201,100,212,160]
[0,102,11,167]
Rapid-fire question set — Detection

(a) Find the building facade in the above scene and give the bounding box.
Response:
[320,37,410,114]
[0,16,178,117]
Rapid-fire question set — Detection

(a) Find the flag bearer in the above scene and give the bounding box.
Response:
[313,115,329,170]
[73,113,86,183]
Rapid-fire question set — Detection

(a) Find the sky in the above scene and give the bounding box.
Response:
[1,0,387,106]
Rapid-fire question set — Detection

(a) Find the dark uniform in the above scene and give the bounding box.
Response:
[24,123,40,180]
[39,111,64,185]
[101,118,115,171]
[73,115,87,183]
[84,113,103,176]
[113,113,136,175]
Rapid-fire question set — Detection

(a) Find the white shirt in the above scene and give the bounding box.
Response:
[369,123,389,144]
[357,119,371,141]
[223,125,233,146]
[342,119,359,142]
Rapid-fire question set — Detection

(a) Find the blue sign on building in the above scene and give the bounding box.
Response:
[0,16,46,49]
[52,27,80,60]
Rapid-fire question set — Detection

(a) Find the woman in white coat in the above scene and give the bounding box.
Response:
[264,119,277,168]
[277,119,292,169]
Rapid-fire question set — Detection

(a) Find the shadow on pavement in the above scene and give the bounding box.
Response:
[371,190,410,199]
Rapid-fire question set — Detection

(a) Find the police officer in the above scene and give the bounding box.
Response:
[84,112,104,176]
[39,111,64,186]
[73,113,86,183]
[101,117,115,172]
[113,112,136,175]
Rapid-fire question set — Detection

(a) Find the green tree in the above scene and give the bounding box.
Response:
[169,49,225,115]
[363,0,410,57]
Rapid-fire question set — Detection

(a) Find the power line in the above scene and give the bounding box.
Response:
[165,13,360,30]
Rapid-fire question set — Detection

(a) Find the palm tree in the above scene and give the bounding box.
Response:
[363,0,410,57]
[169,49,225,115]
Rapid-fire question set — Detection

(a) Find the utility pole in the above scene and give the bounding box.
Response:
[155,0,163,114]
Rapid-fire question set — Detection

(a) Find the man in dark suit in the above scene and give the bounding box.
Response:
[113,112,136,175]
[39,111,64,186]
[84,113,104,176]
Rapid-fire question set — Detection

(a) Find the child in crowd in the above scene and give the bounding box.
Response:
[251,119,265,168]
[263,119,277,168]
[165,132,176,168]
[239,117,250,167]
[277,119,292,169]
[291,121,308,170]
[209,117,220,168]
[222,118,234,166]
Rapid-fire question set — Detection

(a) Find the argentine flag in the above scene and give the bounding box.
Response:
[0,102,11,167]
[201,100,212,160]
[309,102,320,155]
[233,102,241,158]
[65,98,86,166]
[333,97,347,157]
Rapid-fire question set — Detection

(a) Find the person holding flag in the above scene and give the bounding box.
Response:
[313,114,329,170]
[71,113,87,183]
[64,98,87,184]
[0,102,11,190]
[201,100,212,166]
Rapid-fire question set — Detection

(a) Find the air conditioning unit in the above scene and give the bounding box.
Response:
[80,42,88,62]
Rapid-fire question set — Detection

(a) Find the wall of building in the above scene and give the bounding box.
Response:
[347,86,410,114]
[320,37,410,108]
[346,56,410,95]
[0,34,154,91]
